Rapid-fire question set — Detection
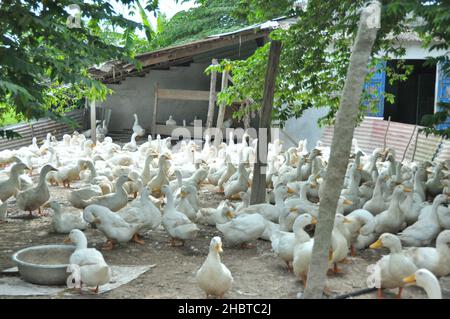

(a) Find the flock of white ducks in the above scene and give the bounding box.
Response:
[0,127,449,299]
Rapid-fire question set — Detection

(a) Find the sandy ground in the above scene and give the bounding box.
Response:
[0,178,449,299]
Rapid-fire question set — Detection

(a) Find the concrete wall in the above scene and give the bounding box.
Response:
[282,107,330,150]
[99,63,211,132]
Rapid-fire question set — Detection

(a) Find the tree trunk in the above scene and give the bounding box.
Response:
[250,40,282,205]
[302,1,381,299]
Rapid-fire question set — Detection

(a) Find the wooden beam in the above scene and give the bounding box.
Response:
[138,31,269,69]
[157,88,210,101]
[206,59,219,129]
[250,40,282,205]
[215,69,229,145]
[152,83,159,138]
[90,99,96,144]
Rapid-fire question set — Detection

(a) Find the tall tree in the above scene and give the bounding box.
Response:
[303,1,381,299]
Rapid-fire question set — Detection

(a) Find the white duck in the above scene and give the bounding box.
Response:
[83,204,141,250]
[0,200,7,222]
[197,200,235,226]
[195,236,233,299]
[175,185,197,220]
[223,163,248,199]
[50,201,88,234]
[403,230,450,278]
[132,113,145,137]
[166,115,177,126]
[398,194,448,247]
[16,164,57,217]
[0,162,28,202]
[122,133,138,152]
[343,209,376,255]
[64,229,111,293]
[403,269,442,299]
[161,185,199,246]
[216,212,266,248]
[80,175,130,211]
[374,185,410,235]
[270,213,317,272]
[238,185,293,222]
[369,233,417,299]
[362,173,389,215]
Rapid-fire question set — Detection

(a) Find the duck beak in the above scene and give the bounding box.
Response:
[226,211,235,219]
[93,217,102,225]
[63,237,72,244]
[310,183,317,189]
[289,207,299,213]
[215,243,223,253]
[403,274,416,284]
[370,239,383,249]
[357,165,363,171]
[180,191,187,197]
[287,188,295,194]
[311,217,318,225]
[343,199,353,205]
[343,217,351,224]
[328,249,333,262]
[403,187,412,193]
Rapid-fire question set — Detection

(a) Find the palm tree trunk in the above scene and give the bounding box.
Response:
[302,1,381,299]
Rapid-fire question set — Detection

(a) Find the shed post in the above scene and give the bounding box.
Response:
[215,69,229,146]
[206,59,218,130]
[152,83,159,138]
[250,40,282,205]
[90,99,96,144]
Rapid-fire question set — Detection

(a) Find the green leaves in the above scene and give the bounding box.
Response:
[216,0,450,137]
[0,0,149,138]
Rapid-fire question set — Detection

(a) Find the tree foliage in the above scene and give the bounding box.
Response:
[219,0,450,135]
[0,0,149,138]
[158,0,248,47]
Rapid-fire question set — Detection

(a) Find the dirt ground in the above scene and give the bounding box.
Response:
[0,178,449,299]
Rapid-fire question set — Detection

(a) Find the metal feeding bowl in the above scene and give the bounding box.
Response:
[12,245,76,285]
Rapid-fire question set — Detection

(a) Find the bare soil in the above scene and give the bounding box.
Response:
[0,179,449,299]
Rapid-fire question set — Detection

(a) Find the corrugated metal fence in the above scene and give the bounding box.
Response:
[320,117,448,162]
[0,110,86,151]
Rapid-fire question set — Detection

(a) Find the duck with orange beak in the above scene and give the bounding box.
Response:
[196,236,233,298]
[64,229,111,294]
[369,233,417,299]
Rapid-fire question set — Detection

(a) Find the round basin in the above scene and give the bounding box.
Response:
[12,245,76,285]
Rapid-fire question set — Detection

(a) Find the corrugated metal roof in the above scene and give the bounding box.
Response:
[320,117,446,162]
[0,110,85,151]
[89,17,298,84]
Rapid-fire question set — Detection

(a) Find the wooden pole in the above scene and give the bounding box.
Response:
[402,125,417,162]
[90,99,96,144]
[411,129,420,162]
[383,116,391,152]
[206,59,218,129]
[152,83,159,138]
[250,40,282,205]
[215,69,229,146]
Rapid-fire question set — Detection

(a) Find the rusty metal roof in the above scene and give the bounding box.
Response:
[0,110,85,151]
[320,117,446,162]
[89,17,297,84]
